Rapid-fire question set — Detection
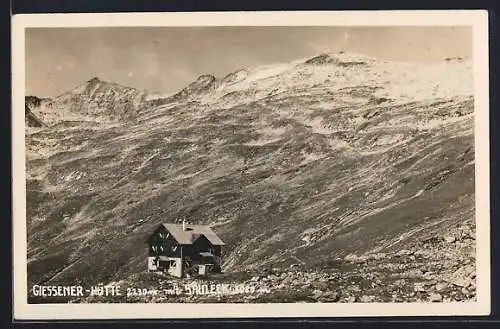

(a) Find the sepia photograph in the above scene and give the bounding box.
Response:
[12,11,490,319]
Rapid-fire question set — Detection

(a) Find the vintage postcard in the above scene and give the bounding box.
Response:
[12,10,490,320]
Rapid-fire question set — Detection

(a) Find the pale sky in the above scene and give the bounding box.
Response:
[25,26,472,98]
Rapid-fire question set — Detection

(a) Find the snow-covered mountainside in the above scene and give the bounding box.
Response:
[25,52,476,303]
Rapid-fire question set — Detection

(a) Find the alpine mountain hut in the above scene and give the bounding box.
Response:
[146,220,225,277]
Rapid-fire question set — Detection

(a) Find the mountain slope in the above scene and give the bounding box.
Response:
[25,52,475,300]
[25,104,46,128]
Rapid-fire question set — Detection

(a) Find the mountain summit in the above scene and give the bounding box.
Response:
[26,77,147,125]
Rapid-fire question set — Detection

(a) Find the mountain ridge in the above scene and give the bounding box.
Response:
[26,52,472,126]
[26,76,148,126]
[24,51,476,303]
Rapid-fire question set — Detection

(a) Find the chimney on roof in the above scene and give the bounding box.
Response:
[182,219,187,231]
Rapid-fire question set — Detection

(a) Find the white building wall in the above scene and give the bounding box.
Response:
[167,258,183,278]
[147,257,158,271]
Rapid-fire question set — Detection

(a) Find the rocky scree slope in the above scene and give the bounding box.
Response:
[25,52,476,302]
[76,219,475,303]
